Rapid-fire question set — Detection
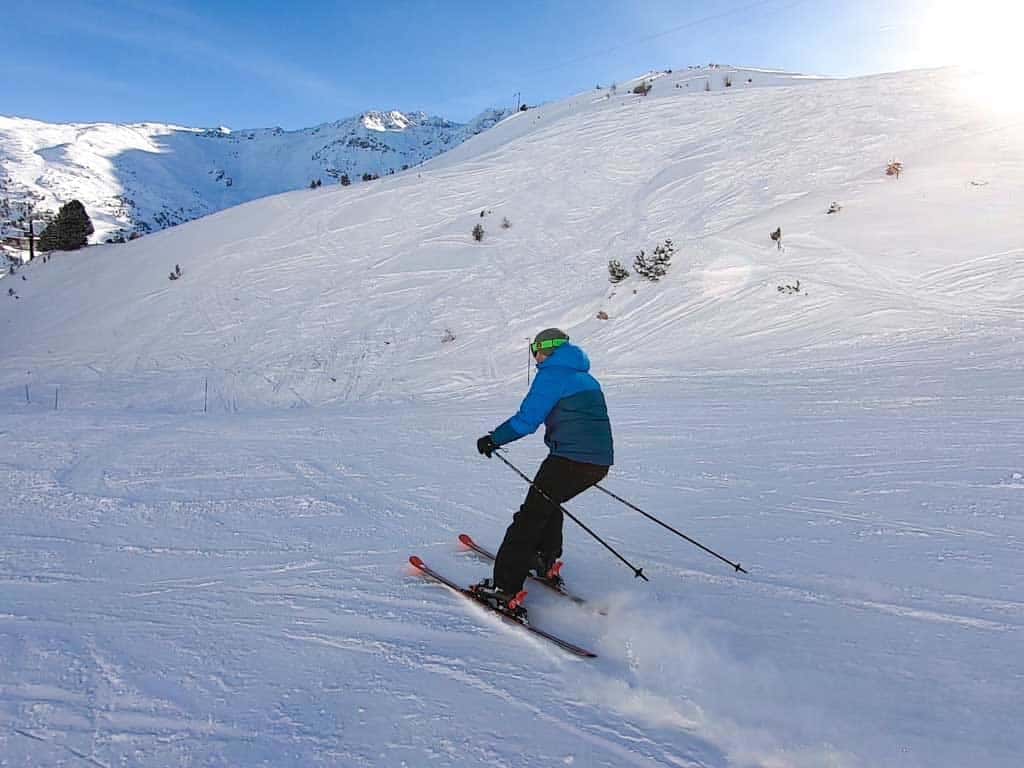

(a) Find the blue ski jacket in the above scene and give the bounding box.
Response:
[491,343,613,466]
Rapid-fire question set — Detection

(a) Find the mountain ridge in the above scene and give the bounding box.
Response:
[0,105,511,242]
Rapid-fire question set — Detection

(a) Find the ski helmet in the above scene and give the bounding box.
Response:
[531,328,569,355]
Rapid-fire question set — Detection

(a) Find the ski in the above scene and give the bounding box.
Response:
[408,555,597,658]
[458,533,588,606]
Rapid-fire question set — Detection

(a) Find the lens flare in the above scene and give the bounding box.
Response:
[921,0,1024,114]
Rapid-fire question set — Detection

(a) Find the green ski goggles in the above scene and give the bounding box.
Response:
[530,338,568,354]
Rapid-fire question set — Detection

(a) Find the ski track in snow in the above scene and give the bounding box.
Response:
[1,375,1022,767]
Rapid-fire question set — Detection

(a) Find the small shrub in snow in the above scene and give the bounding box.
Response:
[608,259,630,283]
[632,81,652,96]
[501,216,511,229]
[724,75,732,87]
[472,223,485,242]
[441,328,456,343]
[769,227,782,249]
[827,201,842,214]
[168,263,183,281]
[596,310,609,320]
[777,280,801,295]
[886,160,903,178]
[339,174,351,186]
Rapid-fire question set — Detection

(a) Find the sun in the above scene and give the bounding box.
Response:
[920,0,1024,113]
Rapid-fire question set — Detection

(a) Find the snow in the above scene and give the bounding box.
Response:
[2,65,1023,767]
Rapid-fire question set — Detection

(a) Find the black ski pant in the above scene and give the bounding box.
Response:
[493,454,609,593]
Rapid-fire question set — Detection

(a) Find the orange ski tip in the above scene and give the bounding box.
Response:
[457,533,474,548]
[409,555,424,568]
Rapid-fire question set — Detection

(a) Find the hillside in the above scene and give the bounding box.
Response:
[2,66,1020,405]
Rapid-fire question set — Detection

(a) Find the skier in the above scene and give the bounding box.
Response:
[473,328,613,616]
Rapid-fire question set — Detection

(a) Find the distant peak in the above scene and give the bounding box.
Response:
[360,110,415,132]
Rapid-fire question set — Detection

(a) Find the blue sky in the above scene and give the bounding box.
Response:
[3,0,982,129]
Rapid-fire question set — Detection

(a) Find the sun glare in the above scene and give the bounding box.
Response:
[920,0,1024,113]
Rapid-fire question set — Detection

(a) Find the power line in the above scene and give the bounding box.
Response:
[520,0,808,79]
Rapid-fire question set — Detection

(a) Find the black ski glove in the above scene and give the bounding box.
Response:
[476,434,497,458]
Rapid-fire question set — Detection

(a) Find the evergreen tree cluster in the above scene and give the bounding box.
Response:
[633,238,675,281]
[38,200,93,252]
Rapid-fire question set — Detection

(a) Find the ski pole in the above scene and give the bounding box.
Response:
[594,483,747,574]
[493,451,649,581]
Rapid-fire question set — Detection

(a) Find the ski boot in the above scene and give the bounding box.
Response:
[532,553,565,588]
[470,579,529,621]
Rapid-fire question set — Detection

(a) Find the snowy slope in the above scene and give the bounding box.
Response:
[2,65,1023,768]
[2,66,1020,401]
[0,107,508,242]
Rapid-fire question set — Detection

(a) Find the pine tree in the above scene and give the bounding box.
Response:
[652,238,674,274]
[608,259,630,283]
[633,249,655,279]
[38,200,94,252]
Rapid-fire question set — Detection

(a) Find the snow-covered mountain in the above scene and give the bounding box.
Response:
[2,65,1023,768]
[0,106,509,242]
